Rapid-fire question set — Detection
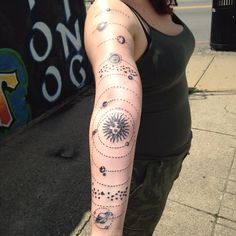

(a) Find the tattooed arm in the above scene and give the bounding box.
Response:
[84,1,142,235]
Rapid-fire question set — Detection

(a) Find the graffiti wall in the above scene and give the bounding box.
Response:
[0,0,92,138]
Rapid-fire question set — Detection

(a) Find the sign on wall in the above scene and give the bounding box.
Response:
[0,0,92,138]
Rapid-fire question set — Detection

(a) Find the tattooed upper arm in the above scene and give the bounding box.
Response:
[84,0,137,72]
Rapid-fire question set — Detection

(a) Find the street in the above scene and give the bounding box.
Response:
[175,0,212,49]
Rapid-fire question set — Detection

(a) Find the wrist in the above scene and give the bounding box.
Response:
[91,228,123,236]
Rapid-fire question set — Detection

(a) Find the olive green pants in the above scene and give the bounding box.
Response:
[123,153,189,236]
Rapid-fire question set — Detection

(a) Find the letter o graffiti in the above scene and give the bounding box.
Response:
[30,22,53,62]
[42,66,62,102]
[70,54,86,88]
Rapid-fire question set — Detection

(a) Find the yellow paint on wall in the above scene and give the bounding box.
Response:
[175,5,211,10]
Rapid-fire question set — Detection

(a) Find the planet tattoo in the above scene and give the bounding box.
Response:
[117,35,126,44]
[95,211,113,224]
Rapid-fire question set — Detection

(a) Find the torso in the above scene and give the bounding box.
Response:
[122,0,196,159]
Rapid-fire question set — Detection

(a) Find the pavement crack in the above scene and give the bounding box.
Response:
[194,55,215,88]
[217,215,236,224]
[169,200,236,230]
[192,127,236,137]
[168,199,216,217]
[211,148,236,235]
[190,91,236,96]
[75,214,91,236]
[216,222,236,232]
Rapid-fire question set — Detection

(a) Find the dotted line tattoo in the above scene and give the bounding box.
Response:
[96,53,139,87]
[95,86,141,107]
[98,53,138,78]
[97,35,127,48]
[91,150,133,177]
[95,8,130,19]
[100,98,140,116]
[92,175,129,187]
[92,22,128,34]
[92,139,136,159]
[92,199,126,208]
[92,186,129,202]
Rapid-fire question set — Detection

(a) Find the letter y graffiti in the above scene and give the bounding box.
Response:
[0,49,31,133]
[0,72,18,127]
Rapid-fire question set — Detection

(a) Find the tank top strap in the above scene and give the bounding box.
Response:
[122,3,151,44]
[171,13,186,28]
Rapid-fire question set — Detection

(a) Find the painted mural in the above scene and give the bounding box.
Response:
[0,0,92,138]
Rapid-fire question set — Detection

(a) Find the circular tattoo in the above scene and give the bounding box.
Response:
[128,75,134,80]
[99,166,107,176]
[94,208,113,229]
[102,101,108,108]
[117,35,126,44]
[97,22,107,31]
[102,113,129,143]
[92,129,98,136]
[92,108,136,157]
[109,53,122,64]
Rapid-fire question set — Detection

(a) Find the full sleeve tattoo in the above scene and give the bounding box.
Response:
[85,3,142,235]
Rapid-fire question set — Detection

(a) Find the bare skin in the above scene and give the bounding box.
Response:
[84,1,184,235]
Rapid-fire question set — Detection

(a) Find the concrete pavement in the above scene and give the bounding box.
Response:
[153,50,236,236]
[0,49,235,236]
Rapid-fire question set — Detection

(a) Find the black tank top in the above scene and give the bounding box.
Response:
[128,7,195,160]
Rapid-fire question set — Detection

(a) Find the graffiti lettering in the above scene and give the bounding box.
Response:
[29,1,86,103]
[42,66,62,102]
[63,0,71,22]
[30,22,53,62]
[28,0,36,10]
[70,54,86,88]
[0,72,18,127]
[56,20,82,60]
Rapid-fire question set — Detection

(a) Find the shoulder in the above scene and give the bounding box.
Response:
[85,0,138,40]
[86,0,133,20]
[84,0,141,65]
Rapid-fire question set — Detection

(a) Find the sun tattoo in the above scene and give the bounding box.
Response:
[102,113,130,143]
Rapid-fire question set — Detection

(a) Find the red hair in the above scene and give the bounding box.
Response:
[148,0,178,15]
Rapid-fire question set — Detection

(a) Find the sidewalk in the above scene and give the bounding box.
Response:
[0,49,235,236]
[153,50,236,236]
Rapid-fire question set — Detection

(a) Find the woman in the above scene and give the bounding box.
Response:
[84,0,195,235]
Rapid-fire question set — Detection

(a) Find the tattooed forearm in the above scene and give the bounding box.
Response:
[90,51,141,233]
